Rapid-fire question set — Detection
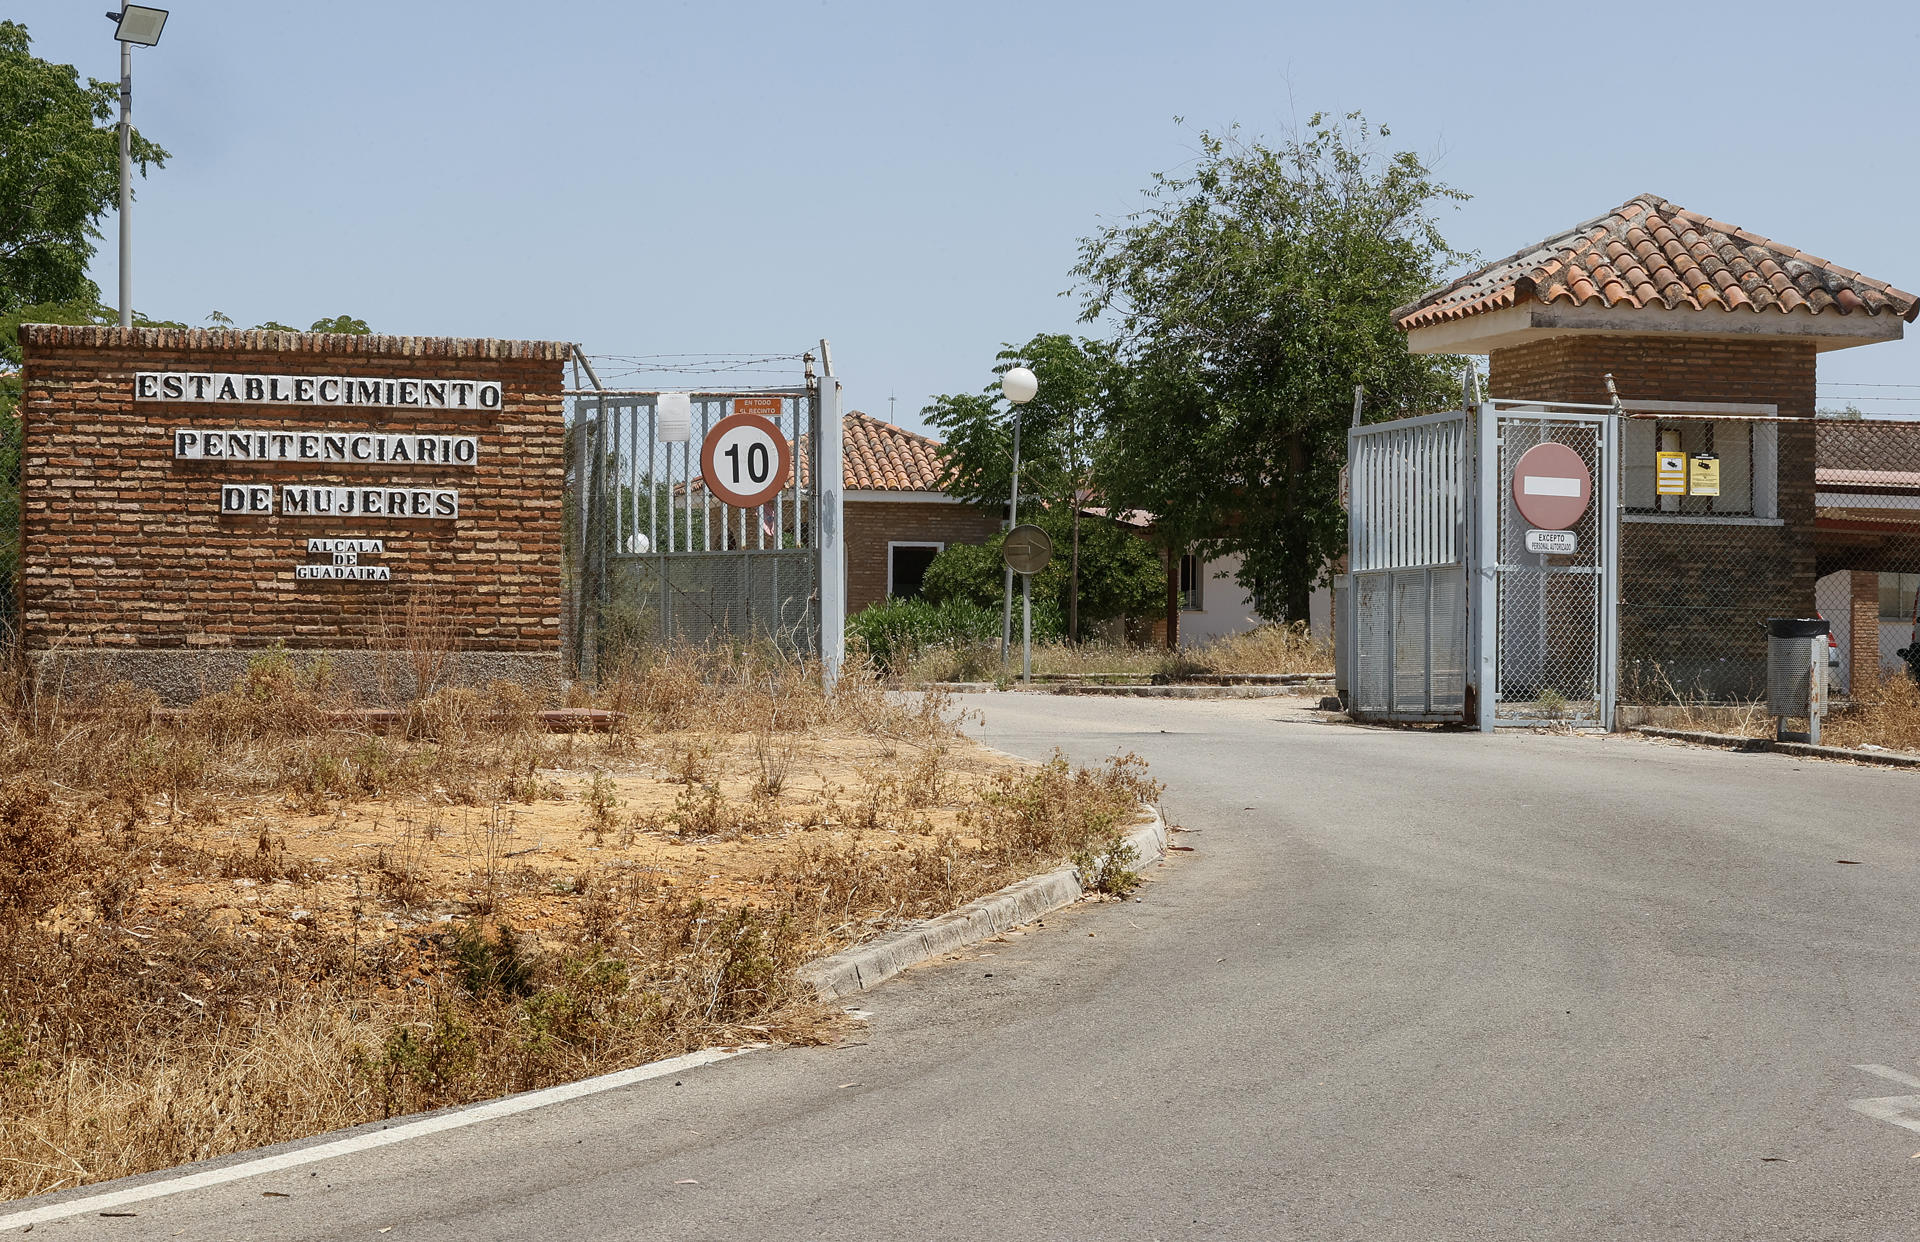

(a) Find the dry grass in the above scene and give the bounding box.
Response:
[901,623,1333,684]
[0,646,1159,1201]
[1630,669,1920,754]
[1823,673,1920,753]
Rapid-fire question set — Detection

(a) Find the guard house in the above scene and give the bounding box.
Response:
[1395,194,1919,701]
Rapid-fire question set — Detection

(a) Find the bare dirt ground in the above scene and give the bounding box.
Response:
[111,728,1029,971]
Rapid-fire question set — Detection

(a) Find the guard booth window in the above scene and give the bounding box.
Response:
[887,542,941,599]
[1622,416,1777,519]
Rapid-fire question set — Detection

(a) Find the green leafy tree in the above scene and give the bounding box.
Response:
[1074,113,1472,625]
[0,21,168,316]
[921,504,1163,632]
[922,333,1121,639]
[307,315,372,335]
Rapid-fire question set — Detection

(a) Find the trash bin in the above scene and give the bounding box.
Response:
[1767,617,1829,743]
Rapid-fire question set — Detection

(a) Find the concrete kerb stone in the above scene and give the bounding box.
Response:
[1632,725,1920,769]
[1049,684,1308,699]
[801,804,1169,1001]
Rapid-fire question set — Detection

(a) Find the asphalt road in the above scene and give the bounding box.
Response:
[20,696,1920,1240]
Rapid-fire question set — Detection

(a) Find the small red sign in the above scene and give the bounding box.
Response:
[732,396,784,419]
[1511,442,1592,531]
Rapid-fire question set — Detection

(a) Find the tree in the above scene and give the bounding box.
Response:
[0,21,168,316]
[920,503,1163,633]
[922,333,1118,639]
[306,315,372,335]
[1074,113,1471,626]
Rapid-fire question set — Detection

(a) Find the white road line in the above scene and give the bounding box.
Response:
[1847,1065,1920,1137]
[0,1045,759,1231]
[1855,1063,1920,1091]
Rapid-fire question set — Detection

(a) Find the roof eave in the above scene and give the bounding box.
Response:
[1404,301,1907,356]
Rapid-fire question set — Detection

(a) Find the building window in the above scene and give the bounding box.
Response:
[1622,416,1777,519]
[887,542,943,600]
[1881,572,1920,623]
[1178,554,1203,611]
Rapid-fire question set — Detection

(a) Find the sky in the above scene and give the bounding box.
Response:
[17,0,1920,431]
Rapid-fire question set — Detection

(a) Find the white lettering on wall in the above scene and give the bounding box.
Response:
[175,430,479,466]
[139,372,502,410]
[279,487,459,519]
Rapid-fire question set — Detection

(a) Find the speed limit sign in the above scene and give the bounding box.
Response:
[700,412,792,508]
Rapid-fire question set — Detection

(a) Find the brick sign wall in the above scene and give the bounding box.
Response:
[18,327,570,656]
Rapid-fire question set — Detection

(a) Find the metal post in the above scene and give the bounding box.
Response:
[1000,407,1022,666]
[1021,573,1032,684]
[817,376,847,688]
[1599,408,1621,731]
[1474,402,1499,732]
[117,39,132,328]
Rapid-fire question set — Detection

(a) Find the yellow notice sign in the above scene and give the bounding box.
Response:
[1656,451,1687,495]
[1689,453,1720,497]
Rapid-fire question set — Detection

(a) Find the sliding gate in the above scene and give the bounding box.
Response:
[1345,401,1618,730]
[565,379,845,681]
[1347,410,1472,721]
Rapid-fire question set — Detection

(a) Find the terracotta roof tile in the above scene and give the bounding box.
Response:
[692,412,956,494]
[840,410,955,492]
[1395,194,1919,332]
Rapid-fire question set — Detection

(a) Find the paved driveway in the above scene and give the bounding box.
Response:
[20,695,1920,1240]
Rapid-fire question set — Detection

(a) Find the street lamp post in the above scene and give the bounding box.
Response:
[106,7,169,329]
[999,366,1037,669]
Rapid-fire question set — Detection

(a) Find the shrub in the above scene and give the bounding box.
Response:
[846,596,1045,672]
[1073,825,1143,898]
[920,507,1165,638]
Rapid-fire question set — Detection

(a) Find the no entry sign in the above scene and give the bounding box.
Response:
[1512,442,1592,531]
[700,412,792,508]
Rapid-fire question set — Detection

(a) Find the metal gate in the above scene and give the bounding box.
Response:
[1475,402,1618,730]
[565,372,845,681]
[1346,409,1472,721]
[1345,400,1619,730]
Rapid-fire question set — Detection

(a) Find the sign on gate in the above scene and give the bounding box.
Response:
[1347,401,1617,734]
[1511,442,1593,530]
[1524,529,1578,555]
[700,412,792,508]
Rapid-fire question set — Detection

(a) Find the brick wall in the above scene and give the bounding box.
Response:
[19,326,568,653]
[844,498,1002,612]
[1490,333,1818,697]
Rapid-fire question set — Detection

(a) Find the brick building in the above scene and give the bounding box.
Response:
[18,326,569,701]
[1396,195,1918,698]
[688,410,1005,614]
[834,412,1003,612]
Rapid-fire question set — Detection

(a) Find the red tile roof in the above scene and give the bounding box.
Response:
[688,412,956,494]
[1817,420,1920,492]
[1395,195,1919,332]
[840,411,955,492]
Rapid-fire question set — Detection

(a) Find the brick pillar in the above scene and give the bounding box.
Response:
[1849,570,1880,691]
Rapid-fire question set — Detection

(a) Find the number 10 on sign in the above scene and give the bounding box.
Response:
[699,412,793,509]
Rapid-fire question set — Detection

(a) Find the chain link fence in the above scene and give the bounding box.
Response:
[1617,414,1920,707]
[1493,412,1610,724]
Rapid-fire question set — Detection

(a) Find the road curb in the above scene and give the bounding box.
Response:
[1631,726,1920,769]
[801,805,1169,1001]
[1049,684,1309,699]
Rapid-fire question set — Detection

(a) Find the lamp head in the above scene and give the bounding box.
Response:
[1000,366,1038,405]
[109,5,168,45]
